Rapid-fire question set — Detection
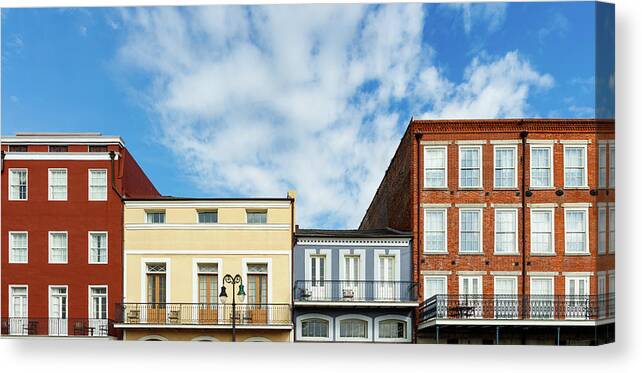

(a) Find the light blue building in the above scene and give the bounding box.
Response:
[293,229,417,343]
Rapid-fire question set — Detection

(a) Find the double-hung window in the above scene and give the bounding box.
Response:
[89,232,108,264]
[9,169,28,200]
[494,146,517,188]
[564,145,587,188]
[459,209,482,253]
[459,146,482,188]
[424,208,447,253]
[146,211,166,224]
[198,211,218,223]
[598,207,607,255]
[247,210,267,224]
[48,169,68,200]
[494,209,517,254]
[9,232,28,263]
[565,208,589,254]
[530,145,553,188]
[531,209,554,254]
[599,144,607,188]
[88,169,107,201]
[609,145,615,188]
[609,207,615,253]
[424,146,447,188]
[49,232,68,263]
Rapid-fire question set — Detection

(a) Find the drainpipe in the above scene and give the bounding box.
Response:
[415,131,422,344]
[1,150,5,173]
[519,130,528,320]
[109,151,124,200]
[110,150,125,339]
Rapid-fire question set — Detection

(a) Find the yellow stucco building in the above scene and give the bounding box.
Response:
[115,192,296,342]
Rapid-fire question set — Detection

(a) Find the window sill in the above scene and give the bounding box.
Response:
[564,252,591,256]
[458,252,484,256]
[493,252,520,256]
[528,187,555,190]
[563,186,590,190]
[422,188,449,191]
[7,261,28,264]
[530,253,556,256]
[423,251,449,255]
[493,187,518,191]
[458,188,483,191]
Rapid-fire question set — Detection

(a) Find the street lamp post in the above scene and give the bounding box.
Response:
[219,274,246,342]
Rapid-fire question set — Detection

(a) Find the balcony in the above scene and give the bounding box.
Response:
[1,318,116,337]
[418,294,615,327]
[293,280,418,305]
[115,303,291,328]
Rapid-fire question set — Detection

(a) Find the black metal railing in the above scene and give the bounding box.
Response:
[293,280,418,302]
[0,318,116,337]
[115,303,291,326]
[418,294,615,323]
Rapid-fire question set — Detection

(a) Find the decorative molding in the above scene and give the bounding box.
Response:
[456,270,487,275]
[422,203,452,208]
[3,152,119,161]
[125,223,290,231]
[297,237,410,247]
[527,271,559,276]
[455,140,487,145]
[490,140,521,144]
[490,271,521,276]
[421,270,452,275]
[560,139,592,144]
[527,203,558,208]
[490,203,522,208]
[421,140,452,145]
[125,249,291,255]
[455,203,487,208]
[124,200,291,209]
[562,272,594,276]
[1,135,124,145]
[526,139,557,144]
[561,203,592,208]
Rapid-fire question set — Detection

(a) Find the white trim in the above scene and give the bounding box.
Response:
[125,223,290,231]
[423,145,448,189]
[191,257,223,320]
[125,249,291,255]
[116,324,292,330]
[48,231,68,264]
[242,258,273,307]
[424,275,448,299]
[48,285,69,336]
[529,144,554,189]
[458,145,483,189]
[335,314,372,342]
[296,313,333,342]
[7,168,28,201]
[243,336,272,342]
[455,140,487,145]
[191,336,220,342]
[87,285,109,320]
[423,207,447,254]
[560,139,591,144]
[5,152,118,161]
[421,203,452,208]
[458,208,483,254]
[296,237,410,247]
[526,139,557,144]
[564,207,590,255]
[8,285,29,321]
[1,135,124,145]
[530,208,555,255]
[124,200,291,209]
[490,203,522,208]
[563,144,589,188]
[340,249,366,280]
[494,208,519,254]
[527,203,558,208]
[562,272,594,276]
[140,258,171,303]
[493,144,518,189]
[527,271,559,276]
[490,271,521,276]
[561,203,592,208]
[421,270,452,275]
[490,140,521,145]
[8,231,28,264]
[374,315,412,342]
[304,249,330,285]
[88,169,108,201]
[420,140,452,145]
[455,203,487,208]
[48,168,68,201]
[138,335,169,341]
[456,271,487,275]
[293,301,419,308]
[374,249,401,281]
[88,231,109,264]
[419,318,612,328]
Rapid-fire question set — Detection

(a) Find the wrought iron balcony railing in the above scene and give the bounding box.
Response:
[418,294,616,324]
[293,280,418,302]
[115,303,291,326]
[1,318,116,337]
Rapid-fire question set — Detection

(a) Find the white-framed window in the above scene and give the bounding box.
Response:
[424,208,447,253]
[609,207,615,253]
[598,144,607,188]
[565,208,589,254]
[246,210,267,224]
[9,285,28,335]
[494,209,518,254]
[374,316,411,342]
[89,232,108,264]
[530,209,554,254]
[49,286,68,336]
[88,169,107,201]
[494,145,517,188]
[48,232,68,263]
[335,314,371,342]
[48,168,68,200]
[8,169,28,200]
[459,208,482,253]
[608,273,615,295]
[564,145,587,188]
[424,146,448,188]
[459,146,482,188]
[609,144,615,188]
[197,211,218,223]
[530,145,553,188]
[424,275,447,299]
[9,232,28,263]
[145,211,166,224]
[88,286,108,322]
[296,314,333,341]
[530,276,554,319]
[598,207,607,255]
[494,276,518,319]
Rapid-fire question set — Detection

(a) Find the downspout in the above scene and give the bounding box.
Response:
[519,130,528,319]
[109,151,124,200]
[414,131,422,344]
[1,150,5,173]
[110,150,125,339]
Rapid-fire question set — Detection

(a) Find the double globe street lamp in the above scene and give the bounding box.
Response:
[219,274,246,342]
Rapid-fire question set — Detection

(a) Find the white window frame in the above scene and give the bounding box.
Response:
[196,210,218,224]
[493,145,518,189]
[458,145,483,189]
[8,168,28,201]
[564,207,590,255]
[423,208,448,253]
[374,315,412,342]
[296,313,333,342]
[88,231,108,264]
[529,145,554,189]
[9,231,28,264]
[493,276,518,319]
[48,231,68,264]
[88,169,108,201]
[494,208,518,254]
[598,144,607,188]
[609,207,615,254]
[423,275,448,300]
[48,168,68,201]
[242,258,273,306]
[598,207,607,255]
[191,257,223,322]
[563,144,588,188]
[48,285,69,336]
[246,209,268,224]
[8,285,28,318]
[145,210,166,224]
[424,145,448,189]
[88,285,109,319]
[458,208,483,254]
[140,258,171,304]
[335,314,372,342]
[530,208,555,255]
[609,144,615,188]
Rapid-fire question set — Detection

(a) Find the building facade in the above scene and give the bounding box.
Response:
[293,229,417,343]
[360,119,615,345]
[1,133,159,338]
[115,194,296,342]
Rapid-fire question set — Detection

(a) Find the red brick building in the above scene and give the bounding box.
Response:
[360,119,615,345]
[1,133,159,337]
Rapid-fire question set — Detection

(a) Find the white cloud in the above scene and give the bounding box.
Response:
[446,2,507,35]
[116,5,553,228]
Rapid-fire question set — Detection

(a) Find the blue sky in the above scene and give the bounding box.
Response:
[1,2,614,228]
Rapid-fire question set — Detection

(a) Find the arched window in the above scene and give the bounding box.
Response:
[138,335,168,341]
[339,319,368,338]
[374,316,411,342]
[244,336,271,342]
[191,336,219,342]
[296,314,333,341]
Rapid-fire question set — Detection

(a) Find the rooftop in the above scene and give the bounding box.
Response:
[296,227,411,238]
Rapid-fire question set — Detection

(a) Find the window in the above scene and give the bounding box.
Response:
[48,169,68,200]
[146,211,166,224]
[247,210,267,224]
[424,146,447,188]
[530,277,554,319]
[495,209,517,254]
[609,207,615,253]
[599,145,607,188]
[377,319,407,339]
[89,287,108,320]
[609,145,615,188]
[494,276,518,319]
[49,145,68,152]
[49,286,68,336]
[88,145,108,152]
[88,169,107,200]
[247,263,268,305]
[424,276,447,299]
[49,232,68,263]
[424,209,447,253]
[9,169,28,200]
[89,232,108,264]
[459,209,482,253]
[301,318,330,338]
[459,146,482,188]
[530,146,553,188]
[598,208,607,255]
[9,232,28,263]
[564,146,587,188]
[198,211,218,223]
[565,209,588,254]
[9,286,28,335]
[531,209,554,254]
[339,318,368,339]
[494,146,517,188]
[8,145,27,152]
